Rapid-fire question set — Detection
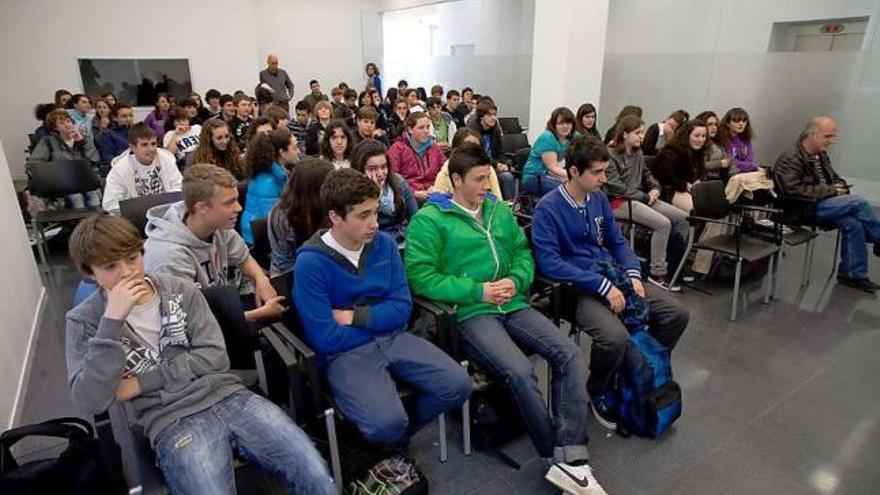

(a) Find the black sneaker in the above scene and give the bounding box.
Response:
[589,395,618,431]
[837,276,879,294]
[874,243,879,258]
[648,275,682,292]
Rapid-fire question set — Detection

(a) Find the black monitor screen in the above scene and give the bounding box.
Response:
[78,58,193,106]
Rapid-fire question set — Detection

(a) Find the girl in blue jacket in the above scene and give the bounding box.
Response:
[239,128,299,245]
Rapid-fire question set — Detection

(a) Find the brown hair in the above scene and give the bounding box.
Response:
[170,106,189,124]
[610,115,645,150]
[193,120,245,179]
[46,108,71,132]
[320,119,352,161]
[314,100,333,120]
[404,111,429,129]
[183,163,238,212]
[273,158,333,246]
[69,214,142,276]
[263,104,289,128]
[718,107,754,146]
[244,132,276,178]
[321,168,380,219]
[351,139,406,224]
[128,122,157,145]
[545,107,576,138]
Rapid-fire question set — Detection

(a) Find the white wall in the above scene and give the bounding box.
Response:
[0,139,45,428]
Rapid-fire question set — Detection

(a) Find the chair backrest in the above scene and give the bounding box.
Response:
[119,191,183,237]
[498,117,522,135]
[270,272,297,331]
[500,133,530,154]
[27,160,101,198]
[250,218,270,270]
[199,286,257,369]
[690,180,729,219]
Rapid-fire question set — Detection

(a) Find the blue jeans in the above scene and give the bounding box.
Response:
[522,174,564,197]
[154,390,335,495]
[66,189,101,209]
[497,170,516,200]
[459,308,589,463]
[325,331,472,444]
[815,194,880,279]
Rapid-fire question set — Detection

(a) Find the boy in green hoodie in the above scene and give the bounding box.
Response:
[404,144,606,495]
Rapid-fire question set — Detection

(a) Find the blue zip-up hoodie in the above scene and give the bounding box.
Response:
[240,162,287,245]
[531,184,641,297]
[98,126,130,166]
[293,229,412,358]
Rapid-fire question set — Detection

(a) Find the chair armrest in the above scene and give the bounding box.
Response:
[413,296,463,361]
[732,204,783,215]
[265,323,324,428]
[107,402,166,494]
[687,215,741,228]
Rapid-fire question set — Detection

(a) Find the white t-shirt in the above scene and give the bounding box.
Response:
[124,281,162,354]
[452,199,482,224]
[163,125,202,159]
[133,162,166,197]
[322,231,363,268]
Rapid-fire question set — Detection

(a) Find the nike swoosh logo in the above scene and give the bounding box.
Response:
[558,465,590,488]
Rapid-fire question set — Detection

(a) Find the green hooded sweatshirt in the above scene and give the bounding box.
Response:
[404,192,533,322]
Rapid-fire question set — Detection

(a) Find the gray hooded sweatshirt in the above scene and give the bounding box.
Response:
[65,273,243,444]
[604,147,661,204]
[143,201,251,292]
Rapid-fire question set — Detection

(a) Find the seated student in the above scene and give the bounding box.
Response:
[350,107,389,147]
[305,101,333,156]
[605,116,688,290]
[294,168,471,446]
[458,87,475,126]
[66,94,94,142]
[31,108,102,208]
[425,97,456,151]
[434,128,503,198]
[397,79,409,93]
[430,84,444,101]
[229,94,254,150]
[531,136,689,434]
[103,123,182,215]
[328,86,345,117]
[143,163,284,322]
[719,107,758,173]
[163,99,203,132]
[320,119,352,170]
[642,109,688,156]
[303,79,327,112]
[405,144,604,495]
[603,105,643,145]
[245,116,274,144]
[262,104,289,130]
[32,102,57,145]
[218,94,236,123]
[775,116,880,293]
[289,100,313,154]
[254,85,275,117]
[465,97,515,199]
[388,112,445,202]
[351,139,417,243]
[652,119,709,213]
[340,89,359,127]
[98,103,136,168]
[368,88,391,134]
[162,107,202,166]
[92,98,113,145]
[55,88,72,108]
[522,107,576,196]
[239,128,297,246]
[445,90,465,128]
[189,119,246,180]
[402,89,423,112]
[65,214,335,495]
[695,110,732,181]
[267,159,332,276]
[575,103,602,141]
[388,98,409,141]
[144,94,171,140]
[200,89,222,121]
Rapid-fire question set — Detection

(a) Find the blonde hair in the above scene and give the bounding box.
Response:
[69,215,142,275]
[183,163,238,212]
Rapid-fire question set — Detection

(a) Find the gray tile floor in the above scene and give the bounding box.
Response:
[15,229,880,495]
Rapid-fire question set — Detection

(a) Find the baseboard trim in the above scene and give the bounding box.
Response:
[8,286,48,430]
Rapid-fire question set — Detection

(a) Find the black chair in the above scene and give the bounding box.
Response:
[669,181,782,321]
[498,117,523,135]
[268,272,468,489]
[770,171,841,288]
[250,218,271,271]
[94,286,313,495]
[500,132,530,157]
[27,159,103,274]
[118,191,183,237]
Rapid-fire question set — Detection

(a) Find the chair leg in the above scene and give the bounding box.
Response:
[772,252,780,300]
[828,230,842,281]
[32,219,49,275]
[731,258,743,321]
[460,361,471,456]
[763,255,774,304]
[324,408,343,493]
[800,239,813,288]
[438,413,448,462]
[669,226,694,290]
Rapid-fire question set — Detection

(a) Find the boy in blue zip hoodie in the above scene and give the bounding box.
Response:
[532,136,689,432]
[65,214,335,495]
[293,168,471,445]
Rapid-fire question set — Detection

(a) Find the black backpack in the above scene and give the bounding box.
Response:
[0,417,125,495]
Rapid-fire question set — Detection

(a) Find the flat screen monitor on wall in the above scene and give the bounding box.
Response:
[78,58,193,106]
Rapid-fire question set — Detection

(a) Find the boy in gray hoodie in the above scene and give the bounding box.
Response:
[143,163,283,322]
[65,214,335,495]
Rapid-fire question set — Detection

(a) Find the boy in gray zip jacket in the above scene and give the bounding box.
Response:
[65,214,335,495]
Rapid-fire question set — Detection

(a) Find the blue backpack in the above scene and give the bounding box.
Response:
[615,330,682,438]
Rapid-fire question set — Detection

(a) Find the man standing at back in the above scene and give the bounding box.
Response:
[259,54,295,113]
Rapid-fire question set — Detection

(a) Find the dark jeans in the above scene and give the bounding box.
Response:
[153,390,335,495]
[497,170,517,200]
[523,174,564,197]
[815,194,880,279]
[325,331,472,444]
[460,308,589,463]
[575,284,689,397]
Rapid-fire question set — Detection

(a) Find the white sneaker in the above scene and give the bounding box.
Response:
[647,275,681,292]
[545,462,608,495]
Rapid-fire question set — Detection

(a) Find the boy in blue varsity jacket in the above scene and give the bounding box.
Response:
[294,169,471,445]
[531,136,689,433]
